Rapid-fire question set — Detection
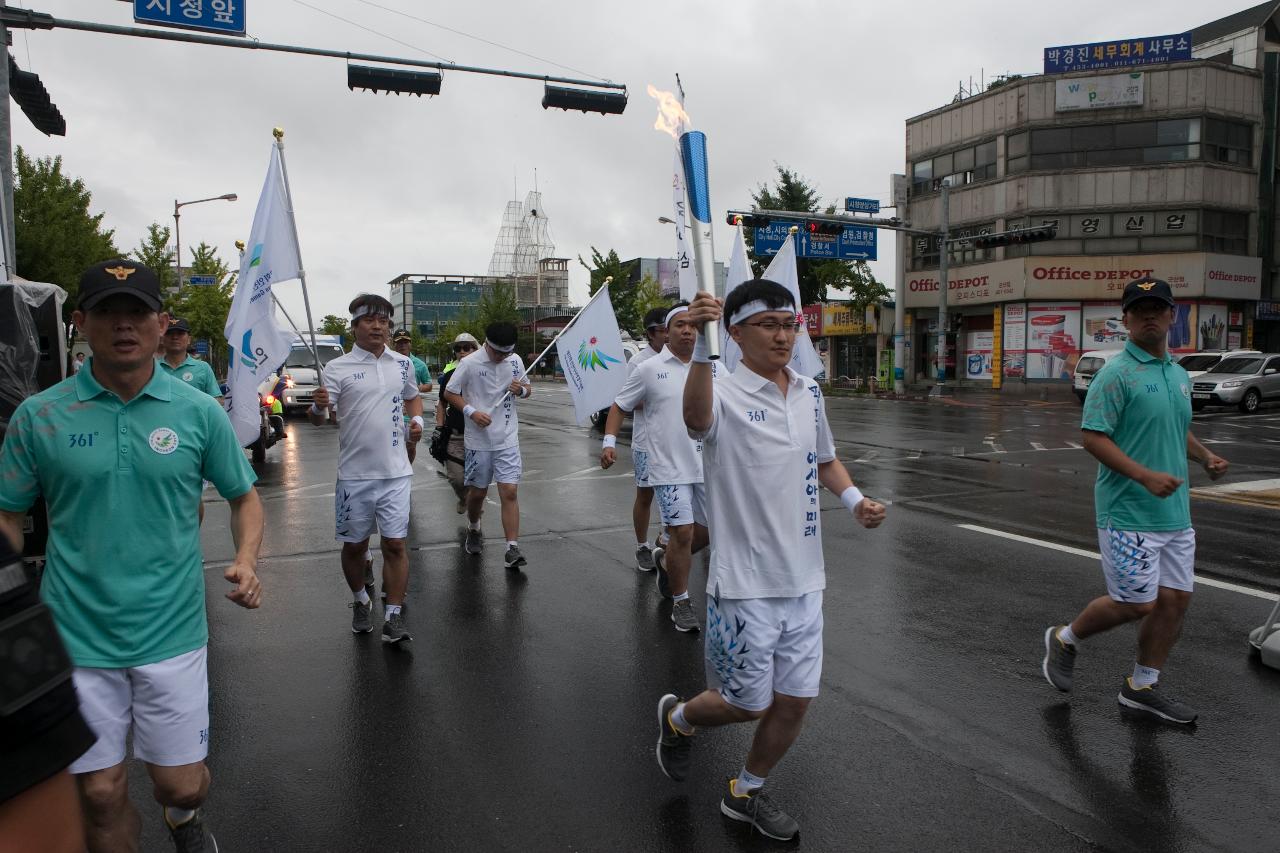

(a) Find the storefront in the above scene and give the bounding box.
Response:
[904,252,1262,385]
[819,303,881,381]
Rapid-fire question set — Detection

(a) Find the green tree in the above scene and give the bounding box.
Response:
[578,247,640,332]
[433,305,480,366]
[748,164,851,305]
[166,242,235,377]
[633,274,668,328]
[477,279,520,329]
[14,147,119,314]
[318,314,351,349]
[132,222,177,291]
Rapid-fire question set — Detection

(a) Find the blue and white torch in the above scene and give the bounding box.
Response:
[679,130,720,359]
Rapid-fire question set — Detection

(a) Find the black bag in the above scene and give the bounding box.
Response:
[428,424,452,464]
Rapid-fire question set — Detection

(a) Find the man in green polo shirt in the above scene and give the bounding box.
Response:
[0,259,265,853]
[158,317,223,406]
[1041,276,1228,725]
[393,328,431,464]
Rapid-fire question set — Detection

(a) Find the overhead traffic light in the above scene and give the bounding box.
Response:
[347,64,442,96]
[541,84,628,115]
[8,54,64,136]
[806,220,844,236]
[971,223,1058,249]
[727,213,771,229]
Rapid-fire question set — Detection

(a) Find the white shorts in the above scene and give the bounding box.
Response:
[1098,527,1196,604]
[464,446,522,487]
[654,482,706,528]
[705,592,823,712]
[633,449,651,489]
[335,475,412,542]
[69,646,209,773]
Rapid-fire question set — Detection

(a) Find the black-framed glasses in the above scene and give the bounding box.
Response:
[741,320,801,334]
[453,344,477,353]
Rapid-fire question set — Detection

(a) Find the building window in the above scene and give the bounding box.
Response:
[1205,118,1253,166]
[1002,117,1251,174]
[1202,210,1249,254]
[910,139,998,194]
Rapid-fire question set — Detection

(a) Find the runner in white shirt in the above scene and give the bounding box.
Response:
[600,307,669,572]
[309,294,423,643]
[653,280,886,842]
[442,321,532,570]
[607,303,709,633]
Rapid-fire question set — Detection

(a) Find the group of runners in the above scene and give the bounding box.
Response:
[0,259,1226,849]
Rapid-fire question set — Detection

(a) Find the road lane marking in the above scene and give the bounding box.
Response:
[555,465,607,480]
[1065,441,1083,450]
[956,524,1277,601]
[855,450,880,463]
[1030,442,1047,451]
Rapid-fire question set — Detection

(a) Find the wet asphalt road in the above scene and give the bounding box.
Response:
[135,383,1280,852]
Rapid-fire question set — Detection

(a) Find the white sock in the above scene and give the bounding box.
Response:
[469,521,481,531]
[1058,625,1079,646]
[1132,663,1160,688]
[165,807,196,826]
[670,702,694,735]
[385,604,402,618]
[673,591,689,603]
[507,540,518,549]
[353,587,371,605]
[734,768,767,795]
[637,540,650,550]
[657,534,670,548]
[364,549,372,563]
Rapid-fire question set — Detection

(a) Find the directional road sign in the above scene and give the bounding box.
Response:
[134,0,247,36]
[194,339,210,355]
[187,275,217,286]
[753,223,878,262]
[845,197,881,214]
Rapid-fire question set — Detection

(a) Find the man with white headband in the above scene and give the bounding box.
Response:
[608,301,710,633]
[654,279,885,842]
[309,293,423,644]
[443,321,532,569]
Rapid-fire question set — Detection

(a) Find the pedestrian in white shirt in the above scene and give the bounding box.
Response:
[443,321,532,570]
[607,302,709,633]
[309,294,423,644]
[600,307,669,572]
[654,280,886,842]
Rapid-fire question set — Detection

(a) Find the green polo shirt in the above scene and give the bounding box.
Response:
[159,354,222,398]
[409,354,432,387]
[0,360,256,668]
[1081,340,1192,532]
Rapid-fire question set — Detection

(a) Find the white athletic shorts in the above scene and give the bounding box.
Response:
[69,646,209,773]
[633,449,651,488]
[464,446,522,487]
[654,482,706,528]
[335,475,412,542]
[705,592,824,712]
[1098,527,1195,604]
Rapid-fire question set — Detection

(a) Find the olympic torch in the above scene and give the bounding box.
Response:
[679,130,720,359]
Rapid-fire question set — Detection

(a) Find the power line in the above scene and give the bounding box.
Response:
[289,0,454,65]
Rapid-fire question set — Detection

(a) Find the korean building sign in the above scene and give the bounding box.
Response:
[1055,73,1144,112]
[1044,33,1191,74]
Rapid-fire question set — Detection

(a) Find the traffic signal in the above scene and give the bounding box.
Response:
[347,64,442,96]
[806,220,844,236]
[972,223,1058,249]
[727,213,771,229]
[8,55,64,136]
[542,84,628,115]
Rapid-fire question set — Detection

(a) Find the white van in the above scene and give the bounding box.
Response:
[1072,349,1124,402]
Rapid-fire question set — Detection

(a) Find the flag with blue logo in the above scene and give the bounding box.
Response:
[223,144,301,446]
[762,234,825,380]
[556,285,628,425]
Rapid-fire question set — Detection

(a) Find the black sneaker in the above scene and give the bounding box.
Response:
[1042,625,1076,692]
[504,545,527,569]
[464,529,483,555]
[350,600,373,634]
[165,808,218,853]
[654,548,672,599]
[363,558,376,602]
[1118,678,1197,725]
[381,610,412,644]
[655,694,693,781]
[720,780,799,841]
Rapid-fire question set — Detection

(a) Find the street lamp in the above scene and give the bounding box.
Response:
[657,216,675,225]
[174,193,237,288]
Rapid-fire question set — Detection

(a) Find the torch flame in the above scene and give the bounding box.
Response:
[646,85,691,140]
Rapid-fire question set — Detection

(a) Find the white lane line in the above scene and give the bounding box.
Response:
[984,442,1006,453]
[1065,441,1083,450]
[555,465,605,481]
[956,524,1277,601]
[855,450,880,463]
[1030,442,1047,451]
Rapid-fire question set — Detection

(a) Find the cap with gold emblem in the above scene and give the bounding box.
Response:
[1121,275,1175,312]
[78,259,163,312]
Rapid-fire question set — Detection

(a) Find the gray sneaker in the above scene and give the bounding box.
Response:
[655,694,693,781]
[350,600,373,633]
[166,807,218,853]
[671,598,699,633]
[635,544,656,572]
[1118,678,1197,725]
[381,610,412,644]
[464,528,484,555]
[720,781,799,841]
[1042,625,1076,692]
[653,548,672,599]
[504,545,527,569]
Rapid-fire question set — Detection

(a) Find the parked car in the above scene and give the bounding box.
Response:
[1176,350,1262,379]
[1071,349,1123,402]
[1190,353,1280,413]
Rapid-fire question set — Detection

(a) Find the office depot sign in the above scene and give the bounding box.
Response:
[904,259,1025,307]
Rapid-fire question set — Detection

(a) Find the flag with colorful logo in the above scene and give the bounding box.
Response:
[720,223,752,372]
[556,285,628,425]
[223,144,301,447]
[763,233,825,380]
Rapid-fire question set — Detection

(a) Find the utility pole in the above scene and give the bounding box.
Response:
[0,0,15,279]
[892,174,907,395]
[930,180,950,397]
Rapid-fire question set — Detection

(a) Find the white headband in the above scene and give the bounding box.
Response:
[665,305,689,327]
[729,299,797,326]
[487,339,516,353]
[351,304,391,322]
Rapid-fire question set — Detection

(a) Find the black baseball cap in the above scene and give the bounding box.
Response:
[1121,276,1176,311]
[392,329,412,342]
[78,259,163,312]
[166,317,190,333]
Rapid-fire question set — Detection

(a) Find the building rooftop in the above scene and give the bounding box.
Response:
[1191,1,1280,46]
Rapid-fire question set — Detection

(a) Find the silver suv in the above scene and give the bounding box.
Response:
[1190,353,1280,413]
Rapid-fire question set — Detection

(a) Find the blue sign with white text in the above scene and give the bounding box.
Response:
[134,0,246,36]
[1044,33,1190,74]
[753,224,878,261]
[845,197,880,214]
[194,339,210,355]
[187,275,217,286]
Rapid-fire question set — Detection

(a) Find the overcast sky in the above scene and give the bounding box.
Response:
[11,0,1230,324]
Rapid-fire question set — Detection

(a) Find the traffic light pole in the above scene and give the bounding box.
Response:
[931,181,950,397]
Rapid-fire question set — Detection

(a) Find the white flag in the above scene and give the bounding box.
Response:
[557,286,629,425]
[720,224,752,372]
[671,147,698,301]
[223,145,302,447]
[764,234,826,380]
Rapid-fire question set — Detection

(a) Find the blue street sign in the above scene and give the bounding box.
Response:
[194,339,210,355]
[752,223,878,262]
[134,0,246,36]
[845,197,880,215]
[187,275,217,286]
[1043,33,1190,74]
[751,222,792,257]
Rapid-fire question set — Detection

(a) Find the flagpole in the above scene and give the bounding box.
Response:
[272,127,324,383]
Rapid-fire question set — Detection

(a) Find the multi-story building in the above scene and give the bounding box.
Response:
[624,256,727,299]
[900,3,1270,386]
